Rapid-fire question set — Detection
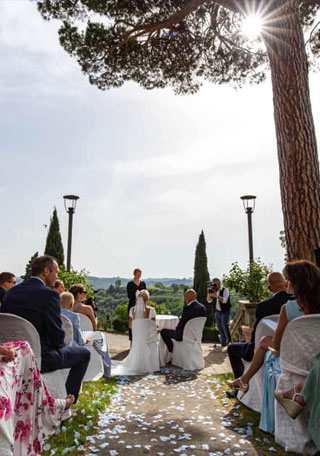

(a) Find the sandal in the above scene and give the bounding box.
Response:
[274,387,305,419]
[227,377,249,393]
[65,394,75,411]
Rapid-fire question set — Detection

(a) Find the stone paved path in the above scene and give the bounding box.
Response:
[84,366,260,456]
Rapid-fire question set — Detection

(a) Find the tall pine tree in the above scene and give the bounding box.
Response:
[21,252,38,281]
[193,230,211,325]
[44,207,65,267]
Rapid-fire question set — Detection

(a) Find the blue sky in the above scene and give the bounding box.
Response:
[1,2,319,278]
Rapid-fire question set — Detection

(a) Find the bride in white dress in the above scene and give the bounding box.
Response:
[112,290,160,375]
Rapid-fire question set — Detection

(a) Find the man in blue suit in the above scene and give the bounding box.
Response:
[2,255,90,402]
[161,289,207,354]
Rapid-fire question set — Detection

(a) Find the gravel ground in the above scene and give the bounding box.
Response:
[83,336,261,456]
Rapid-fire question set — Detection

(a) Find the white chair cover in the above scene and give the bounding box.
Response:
[0,313,42,367]
[240,314,279,412]
[275,314,320,454]
[172,317,207,370]
[82,334,104,382]
[0,313,73,449]
[76,314,105,381]
[78,313,94,331]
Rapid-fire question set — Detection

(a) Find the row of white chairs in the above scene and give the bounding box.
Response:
[240,314,320,454]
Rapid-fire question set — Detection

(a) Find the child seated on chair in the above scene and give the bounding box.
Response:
[60,292,87,347]
[60,292,111,378]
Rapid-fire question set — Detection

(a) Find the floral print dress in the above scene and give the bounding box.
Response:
[0,341,65,456]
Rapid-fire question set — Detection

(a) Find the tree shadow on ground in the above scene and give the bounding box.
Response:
[203,346,229,368]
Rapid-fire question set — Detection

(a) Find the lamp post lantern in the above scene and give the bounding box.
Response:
[63,195,79,272]
[240,195,256,263]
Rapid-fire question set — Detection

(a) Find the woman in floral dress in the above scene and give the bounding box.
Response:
[0,340,74,456]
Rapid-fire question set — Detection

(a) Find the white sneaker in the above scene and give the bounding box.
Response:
[221,345,229,353]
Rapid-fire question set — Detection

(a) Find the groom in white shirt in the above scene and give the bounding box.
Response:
[160,289,206,353]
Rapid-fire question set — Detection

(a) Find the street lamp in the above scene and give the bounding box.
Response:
[63,195,79,272]
[240,195,256,263]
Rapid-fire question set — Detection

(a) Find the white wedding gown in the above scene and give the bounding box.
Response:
[112,301,160,376]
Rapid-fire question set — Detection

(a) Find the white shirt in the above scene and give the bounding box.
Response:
[208,288,230,311]
[30,276,45,286]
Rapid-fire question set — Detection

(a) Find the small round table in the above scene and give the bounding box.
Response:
[156,315,179,331]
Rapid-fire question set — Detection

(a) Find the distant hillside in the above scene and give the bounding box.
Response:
[87,276,193,290]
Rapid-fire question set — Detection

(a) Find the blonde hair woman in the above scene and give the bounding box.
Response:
[129,290,155,327]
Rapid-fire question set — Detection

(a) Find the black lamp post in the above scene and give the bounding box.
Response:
[63,195,79,272]
[240,195,256,263]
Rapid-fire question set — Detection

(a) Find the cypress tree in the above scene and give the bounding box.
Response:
[21,252,38,281]
[193,230,211,325]
[44,207,65,267]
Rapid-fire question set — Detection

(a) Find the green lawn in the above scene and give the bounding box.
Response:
[42,377,117,456]
[208,374,297,456]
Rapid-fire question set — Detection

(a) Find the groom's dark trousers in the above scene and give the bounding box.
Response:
[161,300,206,352]
[227,291,293,379]
[2,277,90,402]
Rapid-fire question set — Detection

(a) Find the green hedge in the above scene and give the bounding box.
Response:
[202,325,220,342]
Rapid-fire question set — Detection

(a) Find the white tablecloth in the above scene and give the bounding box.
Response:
[156,315,179,331]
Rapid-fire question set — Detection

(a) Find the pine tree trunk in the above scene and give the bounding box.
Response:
[262,0,320,262]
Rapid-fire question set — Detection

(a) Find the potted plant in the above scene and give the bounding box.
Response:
[223,259,272,341]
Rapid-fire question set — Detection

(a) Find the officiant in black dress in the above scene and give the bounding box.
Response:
[126,268,147,340]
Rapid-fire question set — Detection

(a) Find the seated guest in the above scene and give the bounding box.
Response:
[226,272,293,398]
[129,290,156,328]
[275,351,320,450]
[53,279,65,295]
[1,255,90,403]
[62,290,111,377]
[0,341,74,456]
[0,271,16,303]
[227,260,320,433]
[161,289,206,357]
[60,291,86,347]
[69,284,97,330]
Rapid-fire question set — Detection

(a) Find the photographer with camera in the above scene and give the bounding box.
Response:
[207,278,231,349]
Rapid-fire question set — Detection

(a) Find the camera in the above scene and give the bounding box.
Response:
[207,281,218,293]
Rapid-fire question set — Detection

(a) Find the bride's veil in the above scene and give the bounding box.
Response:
[133,295,146,319]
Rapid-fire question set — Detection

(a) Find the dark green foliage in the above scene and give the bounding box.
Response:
[35,0,320,94]
[112,303,129,332]
[58,267,94,297]
[193,230,211,323]
[223,259,272,302]
[202,325,220,342]
[21,252,38,281]
[95,284,185,331]
[44,207,65,267]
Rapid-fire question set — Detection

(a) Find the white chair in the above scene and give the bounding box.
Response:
[172,317,207,370]
[130,319,160,374]
[275,314,320,454]
[0,313,73,452]
[78,313,94,331]
[240,314,279,412]
[76,313,104,381]
[0,313,42,366]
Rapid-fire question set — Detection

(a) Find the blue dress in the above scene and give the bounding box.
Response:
[259,300,303,433]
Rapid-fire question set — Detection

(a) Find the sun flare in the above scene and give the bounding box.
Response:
[242,14,263,39]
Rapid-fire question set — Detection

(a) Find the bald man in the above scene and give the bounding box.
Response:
[226,272,294,398]
[160,289,206,355]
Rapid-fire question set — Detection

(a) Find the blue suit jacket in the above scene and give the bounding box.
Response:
[0,287,6,304]
[175,300,207,340]
[2,277,65,356]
